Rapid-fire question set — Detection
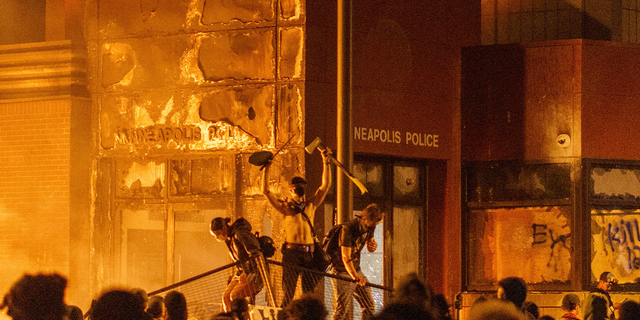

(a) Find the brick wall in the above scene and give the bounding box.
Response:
[0,98,70,294]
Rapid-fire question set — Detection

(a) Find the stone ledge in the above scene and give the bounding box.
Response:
[0,40,87,100]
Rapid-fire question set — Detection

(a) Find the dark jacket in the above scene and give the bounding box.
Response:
[225,218,261,274]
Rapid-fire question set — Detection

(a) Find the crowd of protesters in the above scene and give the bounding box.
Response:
[2,270,640,320]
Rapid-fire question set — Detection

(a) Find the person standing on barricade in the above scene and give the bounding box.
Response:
[331,203,382,320]
[210,217,265,312]
[262,147,332,307]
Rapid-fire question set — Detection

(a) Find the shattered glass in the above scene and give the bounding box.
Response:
[393,165,421,203]
[360,213,384,315]
[591,167,640,202]
[116,159,166,198]
[353,162,385,197]
[170,156,235,196]
[192,157,235,195]
[170,160,190,196]
[465,161,571,202]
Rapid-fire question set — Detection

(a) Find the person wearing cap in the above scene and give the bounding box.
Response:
[262,146,331,307]
[560,293,581,320]
[592,271,621,319]
[210,217,264,312]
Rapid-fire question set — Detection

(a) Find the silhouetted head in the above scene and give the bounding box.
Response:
[467,299,526,320]
[498,277,528,309]
[597,272,617,291]
[373,301,436,320]
[146,296,164,319]
[394,272,432,308]
[619,300,640,320]
[164,291,187,320]
[6,273,67,320]
[561,293,581,312]
[130,288,148,311]
[229,298,249,320]
[91,290,144,320]
[523,301,539,319]
[583,292,609,320]
[432,294,452,320]
[66,305,83,320]
[282,294,327,320]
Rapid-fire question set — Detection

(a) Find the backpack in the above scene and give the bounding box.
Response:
[255,232,276,258]
[321,224,344,260]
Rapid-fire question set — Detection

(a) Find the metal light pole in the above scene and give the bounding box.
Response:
[337,0,353,224]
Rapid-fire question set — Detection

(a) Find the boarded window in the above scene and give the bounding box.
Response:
[467,206,572,286]
[588,162,640,289]
[591,209,640,284]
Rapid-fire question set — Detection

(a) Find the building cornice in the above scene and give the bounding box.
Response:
[0,40,87,101]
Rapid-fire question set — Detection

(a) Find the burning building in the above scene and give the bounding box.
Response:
[1,0,640,319]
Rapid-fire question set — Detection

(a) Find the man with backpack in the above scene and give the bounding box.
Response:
[330,203,382,320]
[210,217,266,312]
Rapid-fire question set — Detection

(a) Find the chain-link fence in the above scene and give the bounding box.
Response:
[148,256,393,320]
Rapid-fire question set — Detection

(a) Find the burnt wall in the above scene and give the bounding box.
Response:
[86,0,308,304]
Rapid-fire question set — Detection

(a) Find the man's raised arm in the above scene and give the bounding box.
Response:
[309,148,332,207]
[262,163,284,212]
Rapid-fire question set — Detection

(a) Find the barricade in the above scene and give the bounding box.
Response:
[149,256,393,320]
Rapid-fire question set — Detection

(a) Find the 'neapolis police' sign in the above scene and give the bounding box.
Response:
[354,126,438,147]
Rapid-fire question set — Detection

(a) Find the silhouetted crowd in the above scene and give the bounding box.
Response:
[2,271,640,320]
[467,274,640,320]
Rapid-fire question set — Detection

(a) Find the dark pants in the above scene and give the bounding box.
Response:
[281,247,321,307]
[331,270,374,320]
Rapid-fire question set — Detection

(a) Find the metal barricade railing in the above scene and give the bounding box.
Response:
[148,257,393,320]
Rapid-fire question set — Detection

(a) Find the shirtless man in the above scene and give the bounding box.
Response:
[262,147,331,307]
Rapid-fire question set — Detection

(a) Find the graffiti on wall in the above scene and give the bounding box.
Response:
[468,206,572,285]
[591,210,640,283]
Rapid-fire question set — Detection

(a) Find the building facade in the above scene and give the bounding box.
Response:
[5,0,640,317]
[0,0,477,310]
